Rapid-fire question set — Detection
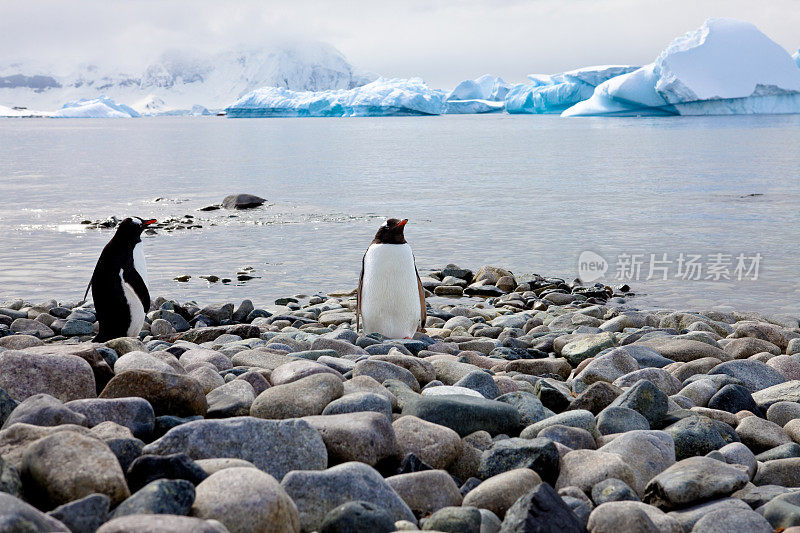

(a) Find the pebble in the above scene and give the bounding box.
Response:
[2,271,799,531]
[192,467,299,533]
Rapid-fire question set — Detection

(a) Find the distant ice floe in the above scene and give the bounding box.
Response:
[563,18,800,117]
[225,77,446,117]
[505,65,639,114]
[52,96,140,118]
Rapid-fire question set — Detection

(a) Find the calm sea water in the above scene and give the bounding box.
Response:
[0,114,798,315]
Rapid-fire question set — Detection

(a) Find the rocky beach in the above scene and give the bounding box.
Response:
[1,264,800,532]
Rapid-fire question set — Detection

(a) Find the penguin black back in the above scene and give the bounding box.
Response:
[88,217,155,342]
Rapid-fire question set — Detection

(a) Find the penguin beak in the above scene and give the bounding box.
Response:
[397,219,408,227]
[143,219,157,226]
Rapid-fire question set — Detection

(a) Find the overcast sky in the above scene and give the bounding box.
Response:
[2,0,799,87]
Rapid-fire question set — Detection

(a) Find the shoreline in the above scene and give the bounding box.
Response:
[1,264,799,531]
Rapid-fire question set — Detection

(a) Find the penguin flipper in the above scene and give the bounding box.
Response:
[415,266,427,333]
[83,280,92,303]
[356,250,366,332]
[123,266,151,312]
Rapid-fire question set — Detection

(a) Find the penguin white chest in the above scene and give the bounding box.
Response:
[119,269,146,338]
[360,243,421,339]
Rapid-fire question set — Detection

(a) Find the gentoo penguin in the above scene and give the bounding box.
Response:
[356,218,426,338]
[85,217,156,342]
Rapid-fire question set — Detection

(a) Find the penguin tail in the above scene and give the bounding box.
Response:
[82,280,92,303]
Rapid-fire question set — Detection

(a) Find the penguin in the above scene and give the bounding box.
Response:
[356,218,426,339]
[85,217,156,342]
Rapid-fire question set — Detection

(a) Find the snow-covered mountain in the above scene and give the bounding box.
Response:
[0,42,376,112]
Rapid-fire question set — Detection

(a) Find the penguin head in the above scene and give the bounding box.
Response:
[373,218,408,244]
[113,217,157,246]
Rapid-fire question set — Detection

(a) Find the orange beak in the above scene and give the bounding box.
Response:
[397,219,408,227]
[143,219,157,226]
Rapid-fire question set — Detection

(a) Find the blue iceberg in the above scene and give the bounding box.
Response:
[794,49,800,69]
[444,75,511,114]
[225,78,445,117]
[505,65,638,114]
[564,18,800,117]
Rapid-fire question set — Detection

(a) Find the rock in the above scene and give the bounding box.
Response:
[555,450,637,494]
[756,442,800,461]
[0,423,93,470]
[538,425,596,451]
[150,318,177,337]
[586,501,681,533]
[24,343,115,390]
[591,478,640,505]
[386,470,463,517]
[462,468,542,519]
[707,384,762,415]
[495,391,554,426]
[142,417,327,480]
[64,397,155,439]
[454,370,501,399]
[47,493,110,533]
[666,497,750,532]
[235,370,270,395]
[206,380,255,418]
[0,349,96,402]
[100,370,207,417]
[753,457,800,486]
[598,430,676,495]
[21,430,130,508]
[115,350,184,375]
[478,438,560,484]
[761,494,800,530]
[251,373,343,419]
[643,456,749,509]
[709,360,786,393]
[691,507,773,533]
[0,334,44,349]
[2,393,87,429]
[574,349,638,386]
[179,349,233,372]
[0,387,18,427]
[195,458,256,476]
[311,337,366,357]
[354,360,420,391]
[222,194,266,209]
[736,416,790,453]
[112,479,195,518]
[752,380,800,410]
[302,412,396,466]
[0,453,21,498]
[393,415,462,469]
[500,482,585,533]
[61,319,95,336]
[402,394,519,437]
[97,514,228,532]
[608,379,668,427]
[281,462,416,532]
[561,333,617,366]
[663,415,740,460]
[371,352,436,385]
[271,360,343,385]
[520,410,596,439]
[718,442,757,478]
[596,407,650,435]
[0,493,70,532]
[569,382,622,415]
[724,337,781,359]
[105,337,145,355]
[474,266,513,285]
[323,391,392,421]
[502,358,572,380]
[10,318,54,338]
[191,467,299,533]
[319,501,396,533]
[126,453,208,492]
[423,506,481,532]
[612,368,682,396]
[637,337,729,363]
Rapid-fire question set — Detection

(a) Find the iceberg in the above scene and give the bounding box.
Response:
[444,99,505,114]
[505,65,638,114]
[225,77,445,117]
[447,75,512,101]
[52,96,139,118]
[794,49,800,69]
[564,18,800,117]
